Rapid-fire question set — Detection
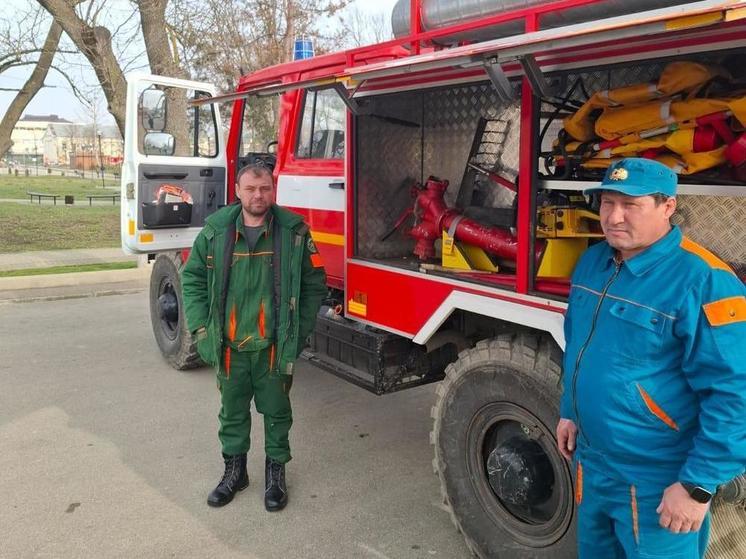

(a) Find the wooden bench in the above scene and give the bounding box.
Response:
[27,191,59,205]
[86,194,119,205]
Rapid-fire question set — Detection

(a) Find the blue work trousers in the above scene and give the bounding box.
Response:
[576,461,710,559]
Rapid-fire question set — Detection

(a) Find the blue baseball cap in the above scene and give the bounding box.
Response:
[584,158,678,197]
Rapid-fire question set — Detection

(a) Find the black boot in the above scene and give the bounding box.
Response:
[264,456,288,512]
[207,453,249,507]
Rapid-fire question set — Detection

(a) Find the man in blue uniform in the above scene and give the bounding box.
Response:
[556,157,746,558]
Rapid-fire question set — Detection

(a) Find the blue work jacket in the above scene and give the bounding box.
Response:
[560,225,746,492]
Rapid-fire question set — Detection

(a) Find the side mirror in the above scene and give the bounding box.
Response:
[143,132,175,156]
[140,88,167,131]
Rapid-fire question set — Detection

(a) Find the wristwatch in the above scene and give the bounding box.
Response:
[681,482,713,504]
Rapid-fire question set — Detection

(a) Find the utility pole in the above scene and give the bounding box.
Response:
[34,137,39,176]
[97,132,105,188]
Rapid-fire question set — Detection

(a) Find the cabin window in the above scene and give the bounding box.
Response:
[295,89,345,159]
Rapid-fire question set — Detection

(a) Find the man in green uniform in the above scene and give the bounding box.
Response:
[182,163,326,511]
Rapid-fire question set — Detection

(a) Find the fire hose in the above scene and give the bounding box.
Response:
[385,177,544,265]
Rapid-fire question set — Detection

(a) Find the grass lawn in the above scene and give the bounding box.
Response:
[0,202,120,252]
[0,261,136,277]
[0,174,118,199]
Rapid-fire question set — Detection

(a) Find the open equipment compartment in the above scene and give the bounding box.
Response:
[353,49,746,296]
[354,82,523,271]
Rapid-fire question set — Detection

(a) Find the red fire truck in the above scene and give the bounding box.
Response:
[121,1,746,556]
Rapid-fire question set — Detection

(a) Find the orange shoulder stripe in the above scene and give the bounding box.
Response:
[680,237,734,275]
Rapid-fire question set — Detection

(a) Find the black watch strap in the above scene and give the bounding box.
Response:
[681,482,713,504]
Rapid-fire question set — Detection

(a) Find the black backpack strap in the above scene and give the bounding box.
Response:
[219,221,237,332]
[272,216,282,351]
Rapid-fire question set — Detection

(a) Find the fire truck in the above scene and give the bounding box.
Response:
[121,1,746,556]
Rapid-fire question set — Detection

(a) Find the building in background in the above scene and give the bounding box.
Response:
[6,114,69,167]
[6,114,123,170]
[44,122,123,169]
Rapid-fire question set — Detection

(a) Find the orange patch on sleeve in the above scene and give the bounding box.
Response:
[703,296,746,327]
[310,253,324,268]
[637,384,679,431]
[258,301,266,338]
[575,461,583,506]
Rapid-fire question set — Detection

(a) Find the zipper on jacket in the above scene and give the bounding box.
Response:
[571,258,622,445]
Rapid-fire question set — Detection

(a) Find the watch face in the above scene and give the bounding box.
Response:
[689,485,712,504]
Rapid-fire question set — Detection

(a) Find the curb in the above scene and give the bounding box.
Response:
[1,288,147,305]
[0,266,151,291]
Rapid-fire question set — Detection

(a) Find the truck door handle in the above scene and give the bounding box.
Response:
[144,172,188,180]
[328,181,345,190]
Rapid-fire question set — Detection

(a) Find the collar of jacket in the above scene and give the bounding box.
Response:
[234,207,274,239]
[204,202,304,233]
[601,224,682,277]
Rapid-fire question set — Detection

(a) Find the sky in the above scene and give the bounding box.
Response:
[0,0,401,126]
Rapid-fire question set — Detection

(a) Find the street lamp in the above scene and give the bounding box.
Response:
[33,138,39,176]
[97,132,105,188]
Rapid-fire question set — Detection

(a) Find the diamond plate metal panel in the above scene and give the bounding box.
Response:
[673,195,746,276]
[422,83,520,208]
[357,83,522,259]
[357,94,423,259]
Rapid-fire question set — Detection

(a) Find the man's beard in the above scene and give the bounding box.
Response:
[244,202,269,217]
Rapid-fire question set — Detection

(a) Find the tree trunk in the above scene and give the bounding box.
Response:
[0,21,61,160]
[136,0,190,155]
[137,0,186,78]
[37,0,127,136]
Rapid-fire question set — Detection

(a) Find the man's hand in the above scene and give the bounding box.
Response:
[656,482,710,533]
[556,418,577,461]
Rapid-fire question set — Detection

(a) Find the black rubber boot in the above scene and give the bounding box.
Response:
[207,453,249,507]
[264,456,288,512]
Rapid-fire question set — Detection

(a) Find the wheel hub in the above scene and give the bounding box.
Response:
[464,401,573,547]
[486,435,554,507]
[157,280,179,340]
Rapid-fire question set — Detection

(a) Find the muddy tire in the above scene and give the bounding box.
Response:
[149,252,202,370]
[432,333,576,558]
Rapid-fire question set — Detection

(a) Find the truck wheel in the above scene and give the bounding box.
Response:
[432,333,576,558]
[149,253,203,370]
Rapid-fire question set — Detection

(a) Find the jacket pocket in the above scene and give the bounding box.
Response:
[608,301,668,359]
[629,382,680,432]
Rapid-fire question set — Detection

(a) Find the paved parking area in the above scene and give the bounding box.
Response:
[0,292,470,559]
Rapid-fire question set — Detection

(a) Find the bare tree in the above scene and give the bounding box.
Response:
[36,0,190,138]
[0,18,61,159]
[167,0,349,150]
[37,0,128,133]
[338,4,392,48]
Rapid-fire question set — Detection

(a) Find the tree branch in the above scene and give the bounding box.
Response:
[37,0,127,135]
[0,20,62,159]
[50,63,93,106]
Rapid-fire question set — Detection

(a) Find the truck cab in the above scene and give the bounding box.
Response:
[121,1,746,556]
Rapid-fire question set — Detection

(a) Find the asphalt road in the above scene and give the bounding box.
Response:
[0,292,471,559]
